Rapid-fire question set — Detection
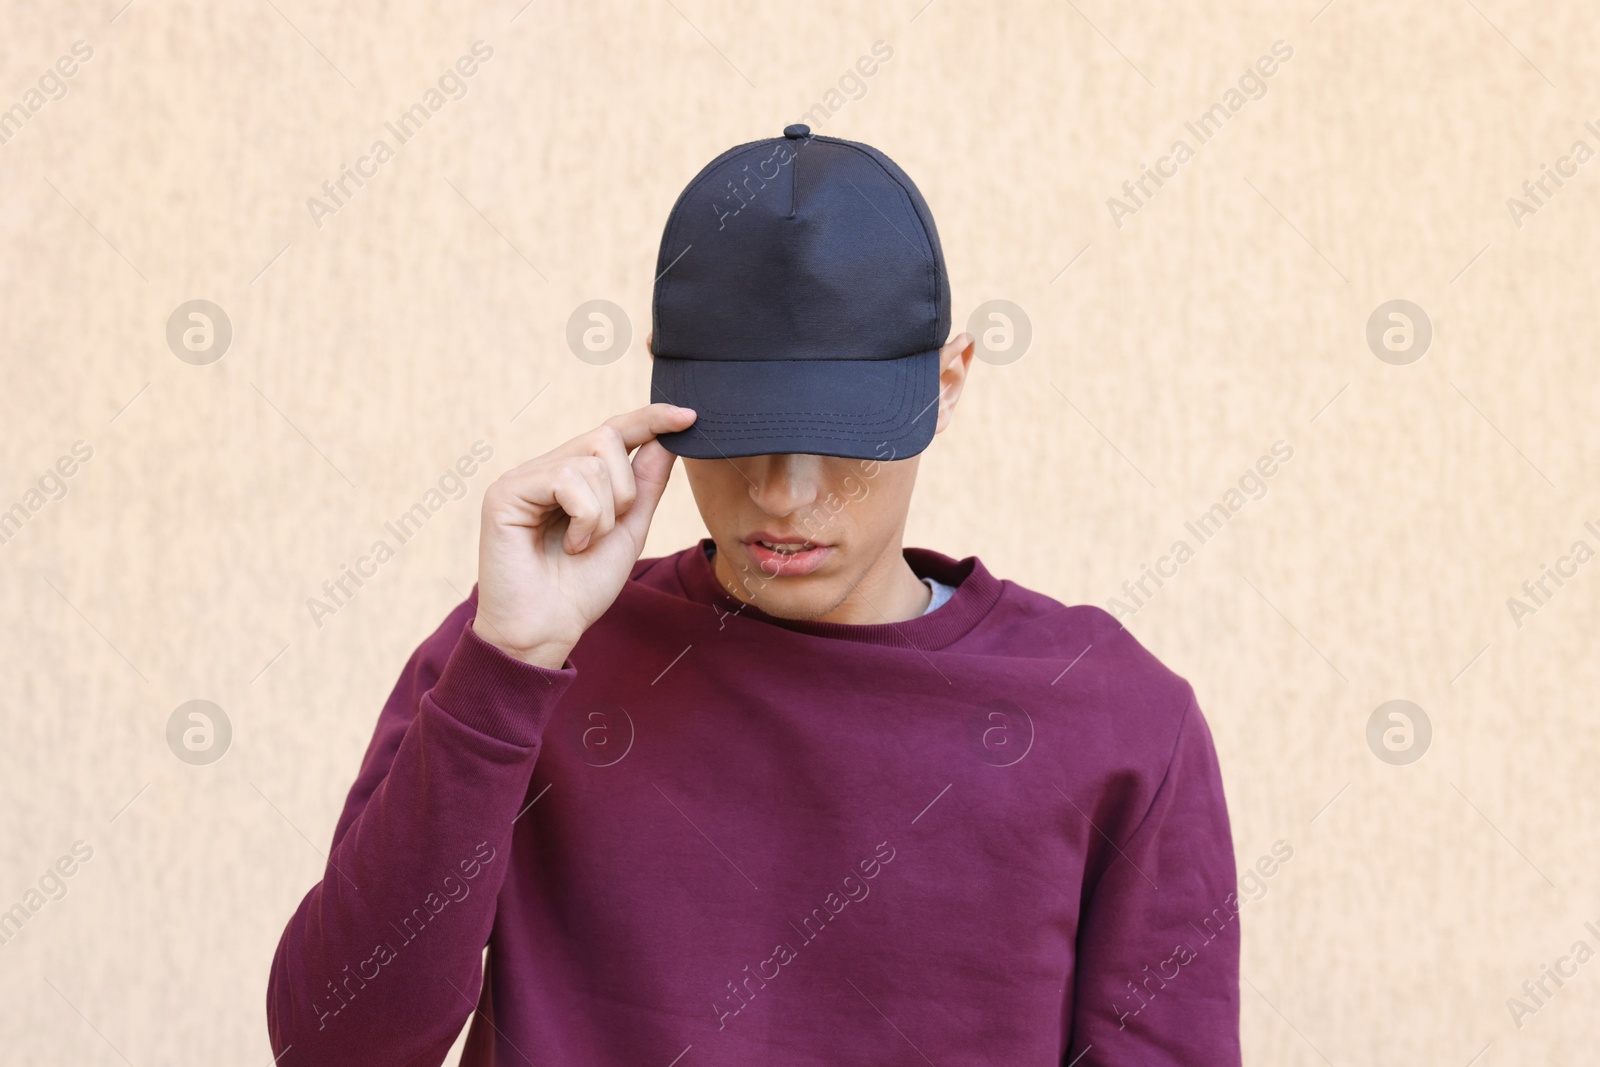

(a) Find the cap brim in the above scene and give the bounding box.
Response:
[649,349,941,461]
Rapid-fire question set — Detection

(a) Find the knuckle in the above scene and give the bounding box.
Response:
[552,463,586,495]
[584,426,619,456]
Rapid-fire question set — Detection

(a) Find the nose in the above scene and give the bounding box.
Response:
[746,453,821,516]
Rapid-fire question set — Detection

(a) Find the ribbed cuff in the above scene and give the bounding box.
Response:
[424,621,578,747]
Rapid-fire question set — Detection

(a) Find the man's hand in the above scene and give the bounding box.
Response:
[471,403,697,668]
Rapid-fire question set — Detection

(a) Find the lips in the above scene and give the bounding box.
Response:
[741,531,832,576]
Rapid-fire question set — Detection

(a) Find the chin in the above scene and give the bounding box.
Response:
[745,581,838,621]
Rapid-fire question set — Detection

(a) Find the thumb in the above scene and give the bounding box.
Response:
[617,438,677,541]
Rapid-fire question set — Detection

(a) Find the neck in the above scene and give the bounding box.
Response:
[820,543,932,624]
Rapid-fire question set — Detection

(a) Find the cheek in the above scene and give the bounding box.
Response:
[683,461,745,523]
[841,465,916,529]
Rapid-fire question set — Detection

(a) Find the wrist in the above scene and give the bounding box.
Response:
[471,617,575,670]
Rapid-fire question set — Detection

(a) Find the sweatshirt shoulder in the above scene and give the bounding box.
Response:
[629,543,695,589]
[990,579,1197,728]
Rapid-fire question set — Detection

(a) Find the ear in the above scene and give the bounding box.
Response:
[934,332,975,434]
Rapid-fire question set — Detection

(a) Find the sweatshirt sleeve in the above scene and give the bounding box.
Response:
[266,593,577,1066]
[1064,691,1241,1066]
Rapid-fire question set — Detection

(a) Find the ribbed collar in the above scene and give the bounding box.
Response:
[672,537,1004,651]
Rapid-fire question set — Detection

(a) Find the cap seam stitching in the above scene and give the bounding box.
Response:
[674,353,914,423]
[654,137,782,346]
[652,348,941,363]
[814,137,941,352]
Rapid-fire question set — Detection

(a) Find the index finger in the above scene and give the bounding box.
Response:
[599,402,697,452]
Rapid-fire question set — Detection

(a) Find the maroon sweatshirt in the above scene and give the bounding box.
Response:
[266,538,1240,1065]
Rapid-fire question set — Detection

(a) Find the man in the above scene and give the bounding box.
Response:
[267,125,1241,1065]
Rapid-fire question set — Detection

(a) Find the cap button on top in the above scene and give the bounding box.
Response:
[783,124,810,139]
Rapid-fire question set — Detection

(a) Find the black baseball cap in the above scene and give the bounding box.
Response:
[649,124,951,461]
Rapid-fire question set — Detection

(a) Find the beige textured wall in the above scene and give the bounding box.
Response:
[2,0,1597,1062]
